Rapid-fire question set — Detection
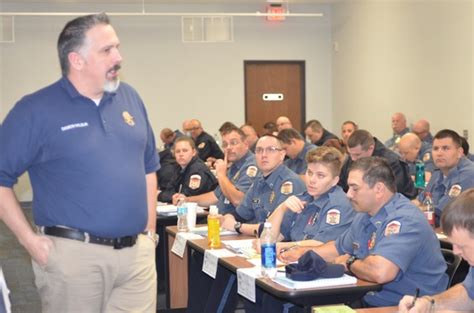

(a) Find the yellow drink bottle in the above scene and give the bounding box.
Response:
[208,205,221,248]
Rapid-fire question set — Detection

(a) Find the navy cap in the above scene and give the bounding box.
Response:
[285,250,345,281]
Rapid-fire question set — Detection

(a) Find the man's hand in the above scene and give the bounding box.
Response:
[278,245,305,263]
[214,158,227,178]
[172,193,186,205]
[220,214,236,231]
[398,295,432,313]
[23,233,54,267]
[334,254,351,271]
[282,196,307,214]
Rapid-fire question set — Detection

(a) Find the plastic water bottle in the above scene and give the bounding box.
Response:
[423,192,435,228]
[415,160,425,188]
[208,205,221,248]
[261,222,277,278]
[177,199,189,232]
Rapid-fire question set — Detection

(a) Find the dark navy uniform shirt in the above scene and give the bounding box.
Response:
[335,193,448,307]
[214,151,259,214]
[236,164,306,238]
[0,77,160,238]
[158,156,217,203]
[284,142,316,175]
[288,186,356,243]
[195,131,224,161]
[313,129,338,146]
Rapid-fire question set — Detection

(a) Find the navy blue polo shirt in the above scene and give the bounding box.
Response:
[0,77,160,238]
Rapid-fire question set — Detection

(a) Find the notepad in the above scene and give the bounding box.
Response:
[222,239,259,258]
[272,273,357,289]
[192,226,238,236]
[312,305,355,313]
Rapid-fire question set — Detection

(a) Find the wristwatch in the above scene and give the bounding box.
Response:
[346,255,359,272]
[234,222,242,234]
[142,230,159,246]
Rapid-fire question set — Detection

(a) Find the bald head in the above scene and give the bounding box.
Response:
[276,116,292,131]
[412,119,430,140]
[391,112,407,134]
[398,133,422,162]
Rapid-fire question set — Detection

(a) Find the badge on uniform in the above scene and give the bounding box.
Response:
[325,209,341,225]
[384,221,401,236]
[448,184,462,197]
[269,191,275,204]
[422,152,431,162]
[122,111,135,126]
[198,142,206,149]
[246,166,258,178]
[281,181,293,195]
[368,232,376,250]
[189,174,202,190]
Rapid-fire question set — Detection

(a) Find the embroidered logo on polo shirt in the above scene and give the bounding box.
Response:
[326,209,341,225]
[448,184,462,197]
[384,221,401,236]
[60,122,89,132]
[122,111,135,126]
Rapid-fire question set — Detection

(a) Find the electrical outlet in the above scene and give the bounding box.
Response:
[463,129,468,140]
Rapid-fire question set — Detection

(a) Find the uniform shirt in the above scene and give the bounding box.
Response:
[422,133,434,146]
[236,164,306,238]
[406,142,435,176]
[158,156,218,203]
[462,267,474,299]
[194,131,224,161]
[313,129,338,146]
[0,77,160,238]
[284,142,316,175]
[163,129,183,150]
[385,127,410,150]
[417,158,474,220]
[157,148,180,191]
[288,186,356,243]
[467,153,474,162]
[339,138,416,199]
[335,193,448,307]
[214,151,259,214]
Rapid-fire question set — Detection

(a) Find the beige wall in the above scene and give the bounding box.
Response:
[332,0,473,142]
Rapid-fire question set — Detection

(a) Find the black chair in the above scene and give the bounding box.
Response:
[441,248,462,288]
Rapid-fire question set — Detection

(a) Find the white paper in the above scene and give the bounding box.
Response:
[202,249,236,279]
[272,273,357,289]
[0,267,11,313]
[237,266,260,303]
[156,204,205,216]
[171,232,204,258]
[192,226,238,236]
[222,239,258,258]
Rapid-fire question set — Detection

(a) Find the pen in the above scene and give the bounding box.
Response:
[280,244,299,254]
[410,288,420,308]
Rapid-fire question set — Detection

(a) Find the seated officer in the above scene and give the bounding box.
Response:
[398,133,434,182]
[157,136,217,203]
[304,119,338,146]
[339,129,416,199]
[159,127,182,150]
[412,119,433,146]
[461,136,474,162]
[276,116,293,132]
[277,128,316,179]
[221,135,306,237]
[173,127,258,214]
[185,119,224,162]
[280,157,448,308]
[341,120,358,148]
[385,112,410,152]
[240,124,259,153]
[399,188,474,312]
[413,129,474,226]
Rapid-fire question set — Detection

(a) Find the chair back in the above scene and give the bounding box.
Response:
[441,248,462,288]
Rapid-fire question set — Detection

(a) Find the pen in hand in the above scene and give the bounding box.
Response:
[410,288,420,308]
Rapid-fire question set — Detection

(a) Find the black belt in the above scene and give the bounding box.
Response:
[42,226,138,250]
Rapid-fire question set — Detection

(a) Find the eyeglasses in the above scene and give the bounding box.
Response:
[222,139,241,149]
[255,146,283,154]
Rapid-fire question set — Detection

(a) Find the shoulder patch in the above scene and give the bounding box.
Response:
[326,209,341,225]
[198,142,206,149]
[448,184,462,197]
[384,221,401,236]
[280,181,293,195]
[422,152,431,162]
[246,166,258,178]
[189,174,202,190]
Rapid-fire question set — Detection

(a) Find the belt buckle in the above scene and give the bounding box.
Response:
[113,237,124,250]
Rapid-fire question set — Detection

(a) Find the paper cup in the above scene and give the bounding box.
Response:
[186,202,198,230]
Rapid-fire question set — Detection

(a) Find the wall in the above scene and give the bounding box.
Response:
[332,0,473,143]
[0,2,333,201]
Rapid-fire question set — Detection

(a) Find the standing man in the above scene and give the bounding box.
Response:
[399,188,474,312]
[0,13,159,312]
[185,119,224,162]
[385,112,410,151]
[413,129,474,226]
[280,157,448,308]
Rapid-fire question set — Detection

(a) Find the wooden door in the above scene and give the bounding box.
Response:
[244,61,305,135]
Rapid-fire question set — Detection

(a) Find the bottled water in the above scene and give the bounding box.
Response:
[260,222,277,278]
[423,192,435,228]
[177,199,189,232]
[415,161,425,188]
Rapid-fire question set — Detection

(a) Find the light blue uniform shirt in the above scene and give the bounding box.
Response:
[288,186,356,242]
[462,267,474,299]
[336,193,448,307]
[284,142,316,175]
[214,151,259,214]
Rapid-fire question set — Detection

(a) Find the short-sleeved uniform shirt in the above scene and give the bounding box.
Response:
[214,151,259,214]
[236,164,306,238]
[0,77,160,238]
[407,142,435,176]
[288,185,356,243]
[417,158,474,219]
[462,267,474,299]
[284,142,316,175]
[335,193,448,307]
[385,128,410,150]
[195,131,224,161]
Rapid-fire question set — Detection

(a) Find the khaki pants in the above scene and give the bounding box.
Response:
[32,234,156,313]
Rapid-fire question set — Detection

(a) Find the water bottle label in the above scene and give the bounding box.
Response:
[177,206,187,215]
[261,244,276,268]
